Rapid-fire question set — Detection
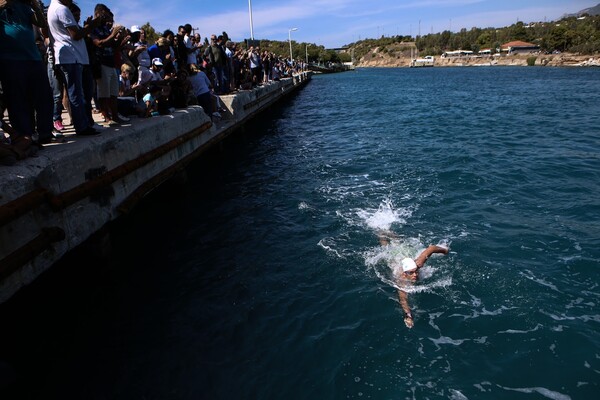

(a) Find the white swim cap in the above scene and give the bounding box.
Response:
[402,258,418,272]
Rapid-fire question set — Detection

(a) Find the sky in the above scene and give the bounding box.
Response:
[73,0,595,48]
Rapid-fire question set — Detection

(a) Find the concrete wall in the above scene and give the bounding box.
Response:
[0,72,311,303]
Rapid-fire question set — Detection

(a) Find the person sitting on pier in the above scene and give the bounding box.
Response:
[117,63,144,117]
[188,64,213,118]
[138,58,166,87]
[167,69,193,109]
[379,232,449,328]
[142,84,162,117]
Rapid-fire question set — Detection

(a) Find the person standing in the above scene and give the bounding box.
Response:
[248,46,262,87]
[174,25,188,72]
[0,0,54,146]
[204,34,227,94]
[47,0,101,136]
[90,4,127,126]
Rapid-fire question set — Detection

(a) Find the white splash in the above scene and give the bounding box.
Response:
[317,238,344,258]
[449,389,469,399]
[429,336,467,346]
[496,385,571,400]
[356,198,412,231]
[498,323,544,334]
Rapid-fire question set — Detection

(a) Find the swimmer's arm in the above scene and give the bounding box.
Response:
[414,245,449,268]
[398,290,414,328]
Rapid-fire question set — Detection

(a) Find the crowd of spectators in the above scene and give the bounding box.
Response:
[0,0,306,166]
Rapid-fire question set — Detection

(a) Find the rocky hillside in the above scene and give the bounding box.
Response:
[353,48,600,68]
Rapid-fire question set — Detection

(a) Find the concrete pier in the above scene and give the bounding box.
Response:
[0,72,312,303]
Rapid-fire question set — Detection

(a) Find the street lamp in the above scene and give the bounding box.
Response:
[288,27,298,61]
[248,0,254,40]
[305,44,309,64]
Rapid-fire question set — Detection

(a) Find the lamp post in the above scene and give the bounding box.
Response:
[288,27,298,61]
[305,44,308,64]
[248,0,254,40]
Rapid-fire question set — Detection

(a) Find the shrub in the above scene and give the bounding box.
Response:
[527,56,537,66]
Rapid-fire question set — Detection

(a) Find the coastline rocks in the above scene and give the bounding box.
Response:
[356,52,600,68]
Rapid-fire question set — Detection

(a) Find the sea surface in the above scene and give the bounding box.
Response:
[1,67,600,399]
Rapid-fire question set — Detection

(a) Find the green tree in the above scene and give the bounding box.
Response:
[477,31,491,47]
[338,52,351,62]
[140,22,159,44]
[510,21,528,41]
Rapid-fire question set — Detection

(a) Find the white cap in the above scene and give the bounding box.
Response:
[152,58,163,66]
[130,25,141,33]
[402,258,418,272]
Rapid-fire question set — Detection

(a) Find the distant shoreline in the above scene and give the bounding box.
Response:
[356,53,600,68]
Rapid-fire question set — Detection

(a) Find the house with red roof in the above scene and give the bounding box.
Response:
[501,41,540,55]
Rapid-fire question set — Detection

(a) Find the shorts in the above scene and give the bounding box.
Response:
[96,64,119,98]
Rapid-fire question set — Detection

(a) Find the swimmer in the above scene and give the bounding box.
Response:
[379,232,449,328]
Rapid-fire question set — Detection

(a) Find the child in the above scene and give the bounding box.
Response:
[142,85,162,117]
[118,63,144,117]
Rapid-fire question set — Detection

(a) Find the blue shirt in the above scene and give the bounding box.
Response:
[0,2,42,61]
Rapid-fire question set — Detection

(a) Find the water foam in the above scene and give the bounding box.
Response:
[496,385,571,400]
[521,270,561,293]
[365,242,453,296]
[448,388,469,399]
[498,323,544,334]
[298,201,311,210]
[356,198,412,231]
[317,238,344,258]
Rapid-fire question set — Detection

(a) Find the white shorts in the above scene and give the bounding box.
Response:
[96,65,119,98]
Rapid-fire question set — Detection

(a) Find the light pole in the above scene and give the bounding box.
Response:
[248,0,254,40]
[288,27,298,61]
[305,44,309,64]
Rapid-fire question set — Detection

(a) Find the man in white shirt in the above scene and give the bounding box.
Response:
[47,0,101,135]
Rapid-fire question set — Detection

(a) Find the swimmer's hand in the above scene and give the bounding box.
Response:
[404,313,414,329]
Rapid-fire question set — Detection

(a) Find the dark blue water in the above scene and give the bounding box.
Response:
[2,67,600,399]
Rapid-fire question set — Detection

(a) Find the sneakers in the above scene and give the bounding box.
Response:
[53,120,64,132]
[117,114,130,122]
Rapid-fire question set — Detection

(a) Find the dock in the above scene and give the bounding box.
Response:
[0,72,312,303]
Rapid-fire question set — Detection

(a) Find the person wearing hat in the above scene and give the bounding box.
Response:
[379,233,449,328]
[138,57,164,86]
[129,25,151,70]
[148,37,170,62]
[398,245,448,328]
